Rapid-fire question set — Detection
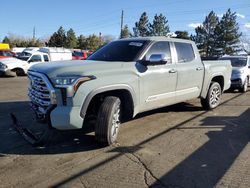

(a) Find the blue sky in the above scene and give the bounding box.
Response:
[0,0,249,40]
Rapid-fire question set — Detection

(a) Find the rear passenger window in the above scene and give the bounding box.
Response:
[175,42,195,63]
[43,55,49,62]
[144,41,171,63]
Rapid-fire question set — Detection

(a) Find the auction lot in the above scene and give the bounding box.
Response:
[0,77,250,188]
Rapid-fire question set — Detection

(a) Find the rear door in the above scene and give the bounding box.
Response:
[174,42,204,102]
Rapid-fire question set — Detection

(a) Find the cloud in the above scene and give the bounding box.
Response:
[217,13,245,19]
[217,14,223,18]
[236,13,245,19]
[188,23,202,28]
[245,23,250,29]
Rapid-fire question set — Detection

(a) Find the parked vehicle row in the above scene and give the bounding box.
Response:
[27,36,232,146]
[0,48,72,76]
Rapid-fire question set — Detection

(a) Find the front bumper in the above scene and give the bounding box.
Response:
[50,106,83,130]
[230,78,243,88]
[28,71,84,130]
[0,69,15,76]
[30,103,84,130]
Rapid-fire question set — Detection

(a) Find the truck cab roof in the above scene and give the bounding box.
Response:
[119,36,194,44]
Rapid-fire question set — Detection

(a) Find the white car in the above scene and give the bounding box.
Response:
[0,48,72,77]
[220,56,250,92]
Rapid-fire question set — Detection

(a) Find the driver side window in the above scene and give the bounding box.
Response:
[29,55,42,62]
[144,41,171,63]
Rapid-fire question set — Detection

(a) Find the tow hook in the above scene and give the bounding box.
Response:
[10,113,52,147]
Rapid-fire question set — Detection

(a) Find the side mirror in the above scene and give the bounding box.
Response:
[141,54,170,66]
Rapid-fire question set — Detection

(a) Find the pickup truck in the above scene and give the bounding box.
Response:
[27,37,232,145]
[219,56,250,92]
[0,48,72,77]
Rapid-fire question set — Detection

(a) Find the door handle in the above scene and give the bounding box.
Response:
[196,67,203,71]
[169,69,177,73]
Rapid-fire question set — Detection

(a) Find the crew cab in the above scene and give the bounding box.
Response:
[27,37,232,145]
[219,56,250,92]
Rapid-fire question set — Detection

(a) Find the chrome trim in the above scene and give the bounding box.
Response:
[27,71,56,120]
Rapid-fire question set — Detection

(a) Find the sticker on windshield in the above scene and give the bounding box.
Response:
[129,42,143,47]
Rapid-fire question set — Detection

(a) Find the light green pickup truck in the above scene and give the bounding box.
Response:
[28,37,232,145]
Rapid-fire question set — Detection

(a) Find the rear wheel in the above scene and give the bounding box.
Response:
[201,82,222,110]
[95,96,121,146]
[239,78,248,93]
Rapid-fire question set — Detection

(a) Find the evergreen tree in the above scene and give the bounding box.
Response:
[120,25,131,38]
[77,35,86,49]
[2,36,10,44]
[48,26,66,47]
[84,35,101,52]
[194,11,219,57]
[133,12,150,37]
[216,9,242,56]
[149,14,170,36]
[65,28,77,48]
[175,31,190,39]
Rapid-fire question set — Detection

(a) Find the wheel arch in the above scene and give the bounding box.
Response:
[201,74,225,99]
[80,84,136,121]
[10,67,26,76]
[211,75,224,91]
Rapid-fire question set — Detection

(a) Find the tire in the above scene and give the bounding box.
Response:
[95,96,121,146]
[201,82,222,110]
[16,69,26,76]
[239,78,248,93]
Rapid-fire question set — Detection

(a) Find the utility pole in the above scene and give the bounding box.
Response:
[99,32,102,47]
[33,26,36,40]
[120,10,124,38]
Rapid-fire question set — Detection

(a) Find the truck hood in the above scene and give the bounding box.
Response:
[0,57,26,65]
[29,60,124,78]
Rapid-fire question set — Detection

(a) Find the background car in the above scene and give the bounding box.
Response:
[0,49,16,59]
[72,50,92,60]
[219,56,250,92]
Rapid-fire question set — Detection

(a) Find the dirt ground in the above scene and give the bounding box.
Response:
[0,77,249,188]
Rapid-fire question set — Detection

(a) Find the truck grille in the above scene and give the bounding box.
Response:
[28,71,56,117]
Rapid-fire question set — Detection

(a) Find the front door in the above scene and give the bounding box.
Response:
[139,41,177,112]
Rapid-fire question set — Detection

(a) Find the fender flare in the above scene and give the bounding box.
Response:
[80,84,137,118]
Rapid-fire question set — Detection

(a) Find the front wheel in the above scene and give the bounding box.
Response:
[95,96,121,146]
[239,78,248,93]
[201,82,222,110]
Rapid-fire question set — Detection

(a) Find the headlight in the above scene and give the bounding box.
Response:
[54,77,79,86]
[0,62,7,69]
[240,70,244,74]
[52,75,96,97]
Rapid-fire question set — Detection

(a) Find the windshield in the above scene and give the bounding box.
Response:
[88,40,149,62]
[17,52,32,61]
[220,57,247,67]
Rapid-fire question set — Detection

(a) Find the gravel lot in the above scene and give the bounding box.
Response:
[0,77,250,188]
